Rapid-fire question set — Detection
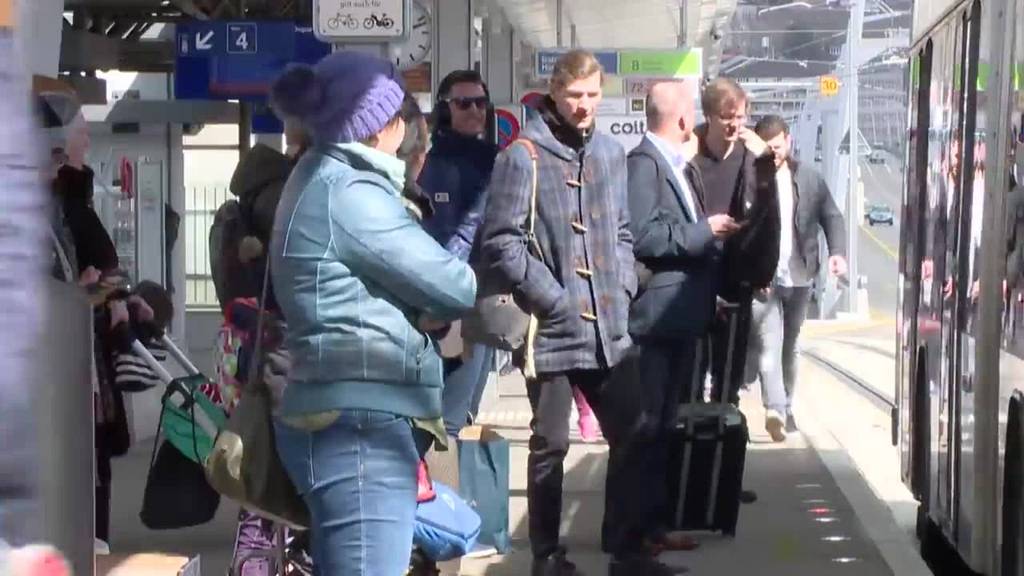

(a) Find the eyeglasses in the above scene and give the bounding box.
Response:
[446,96,490,111]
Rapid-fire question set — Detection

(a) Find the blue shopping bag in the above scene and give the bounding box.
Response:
[457,426,511,554]
[415,481,481,561]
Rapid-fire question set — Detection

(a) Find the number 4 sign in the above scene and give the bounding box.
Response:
[228,23,258,54]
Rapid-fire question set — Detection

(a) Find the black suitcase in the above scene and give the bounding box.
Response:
[666,303,749,536]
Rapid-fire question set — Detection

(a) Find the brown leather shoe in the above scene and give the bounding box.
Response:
[645,532,700,555]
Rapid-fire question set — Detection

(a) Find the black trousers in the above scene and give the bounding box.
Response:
[709,291,754,406]
[601,338,700,556]
[526,370,607,559]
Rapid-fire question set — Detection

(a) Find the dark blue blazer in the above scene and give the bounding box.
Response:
[627,136,721,340]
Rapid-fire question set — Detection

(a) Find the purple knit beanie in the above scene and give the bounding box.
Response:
[270,51,405,144]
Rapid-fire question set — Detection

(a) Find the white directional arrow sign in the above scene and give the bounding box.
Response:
[195,30,214,51]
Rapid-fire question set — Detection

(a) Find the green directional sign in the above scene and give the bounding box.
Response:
[618,49,702,79]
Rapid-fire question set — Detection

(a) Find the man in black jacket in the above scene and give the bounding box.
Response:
[602,80,740,575]
[690,78,780,401]
[748,115,847,438]
[691,78,780,503]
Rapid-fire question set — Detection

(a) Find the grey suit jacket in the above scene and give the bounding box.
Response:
[627,136,721,340]
[790,162,847,280]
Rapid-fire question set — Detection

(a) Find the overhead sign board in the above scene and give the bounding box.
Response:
[175,21,331,101]
[536,50,619,77]
[314,0,409,42]
[820,75,840,97]
[618,49,702,78]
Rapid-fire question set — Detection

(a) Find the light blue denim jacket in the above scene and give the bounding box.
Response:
[270,143,477,420]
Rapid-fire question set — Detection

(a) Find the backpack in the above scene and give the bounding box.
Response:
[213,297,263,414]
[210,200,260,312]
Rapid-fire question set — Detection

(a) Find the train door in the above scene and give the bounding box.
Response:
[900,43,933,499]
[953,0,985,550]
[915,13,968,535]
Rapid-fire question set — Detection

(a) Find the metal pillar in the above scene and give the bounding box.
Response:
[17,0,62,76]
[432,0,473,96]
[36,280,94,576]
[483,11,514,104]
[555,0,564,48]
[239,102,252,153]
[846,0,865,315]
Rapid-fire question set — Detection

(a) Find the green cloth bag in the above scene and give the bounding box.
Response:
[160,375,227,463]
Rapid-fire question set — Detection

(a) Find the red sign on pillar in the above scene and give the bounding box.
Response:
[495,109,521,150]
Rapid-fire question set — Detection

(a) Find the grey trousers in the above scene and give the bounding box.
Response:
[747,286,813,415]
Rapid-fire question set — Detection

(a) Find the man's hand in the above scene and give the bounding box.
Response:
[708,214,741,239]
[77,266,101,287]
[109,300,130,329]
[828,255,849,278]
[737,127,770,158]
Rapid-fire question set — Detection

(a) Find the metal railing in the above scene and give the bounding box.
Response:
[185,185,231,309]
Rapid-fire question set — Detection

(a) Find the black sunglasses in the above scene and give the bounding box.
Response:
[446,96,490,111]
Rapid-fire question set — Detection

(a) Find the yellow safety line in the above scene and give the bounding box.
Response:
[860,224,899,261]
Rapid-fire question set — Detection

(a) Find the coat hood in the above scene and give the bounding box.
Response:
[229,144,293,201]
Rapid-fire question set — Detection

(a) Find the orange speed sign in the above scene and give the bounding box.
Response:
[820,75,840,97]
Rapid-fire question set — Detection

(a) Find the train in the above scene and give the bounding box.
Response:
[896,0,1023,573]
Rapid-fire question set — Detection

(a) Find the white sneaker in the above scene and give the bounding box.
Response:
[765,409,787,443]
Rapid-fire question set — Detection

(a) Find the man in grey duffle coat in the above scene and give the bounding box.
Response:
[478,49,636,576]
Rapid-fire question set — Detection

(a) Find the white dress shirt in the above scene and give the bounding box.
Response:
[645,132,700,221]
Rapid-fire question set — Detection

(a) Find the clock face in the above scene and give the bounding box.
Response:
[392,1,432,71]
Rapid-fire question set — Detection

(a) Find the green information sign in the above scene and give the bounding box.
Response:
[618,49,702,79]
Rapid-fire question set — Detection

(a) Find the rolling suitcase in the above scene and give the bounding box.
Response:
[666,302,749,536]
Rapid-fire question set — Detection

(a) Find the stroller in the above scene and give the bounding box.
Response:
[125,318,312,575]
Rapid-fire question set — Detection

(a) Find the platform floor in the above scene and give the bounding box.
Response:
[107,346,924,576]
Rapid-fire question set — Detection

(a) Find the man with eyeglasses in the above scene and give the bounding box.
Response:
[690,77,781,504]
[419,70,500,437]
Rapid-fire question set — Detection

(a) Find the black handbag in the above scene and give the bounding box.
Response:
[140,389,220,529]
[461,139,543,374]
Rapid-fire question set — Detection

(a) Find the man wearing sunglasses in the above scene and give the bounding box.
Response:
[419,70,500,438]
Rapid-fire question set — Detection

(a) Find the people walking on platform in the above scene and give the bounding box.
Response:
[689,78,781,502]
[746,115,847,439]
[418,70,500,438]
[601,80,739,575]
[479,49,636,576]
[267,51,476,576]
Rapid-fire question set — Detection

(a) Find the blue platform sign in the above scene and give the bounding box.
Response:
[175,21,331,103]
[535,50,619,77]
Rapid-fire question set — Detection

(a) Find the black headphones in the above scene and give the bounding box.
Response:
[434,70,492,131]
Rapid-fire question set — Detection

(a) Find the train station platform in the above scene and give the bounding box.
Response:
[106,322,931,575]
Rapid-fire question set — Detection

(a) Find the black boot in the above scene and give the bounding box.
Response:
[532,547,582,576]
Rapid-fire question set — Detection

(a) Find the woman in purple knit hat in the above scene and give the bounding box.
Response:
[268,51,477,574]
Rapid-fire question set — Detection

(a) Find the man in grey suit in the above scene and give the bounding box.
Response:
[747,115,847,439]
[602,80,739,575]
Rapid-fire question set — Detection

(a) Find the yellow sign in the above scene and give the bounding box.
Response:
[0,0,12,28]
[820,75,840,97]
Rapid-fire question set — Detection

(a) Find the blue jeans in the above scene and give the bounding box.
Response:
[275,410,419,576]
[747,286,813,415]
[441,344,495,436]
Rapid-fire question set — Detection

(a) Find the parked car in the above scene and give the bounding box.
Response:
[866,204,895,226]
[868,150,886,164]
